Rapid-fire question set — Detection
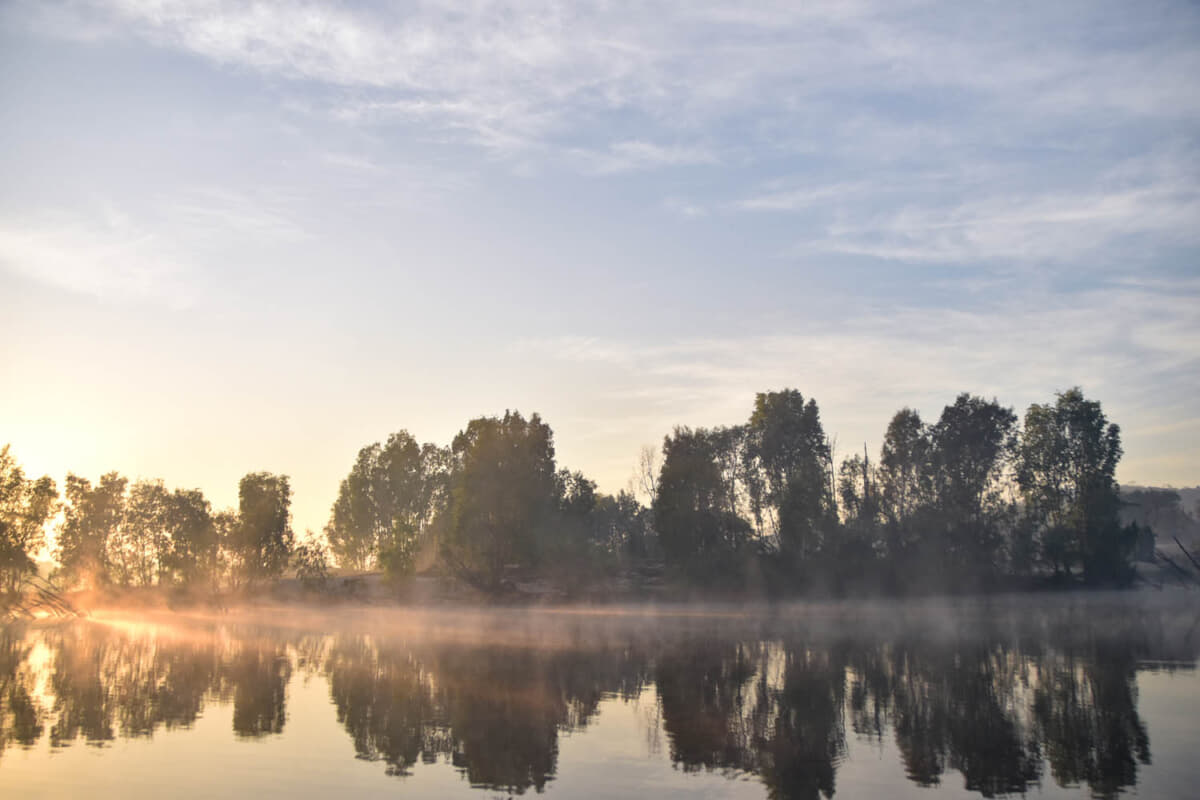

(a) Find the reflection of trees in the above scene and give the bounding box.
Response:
[48,625,116,745]
[1034,644,1150,800]
[886,644,1040,797]
[0,607,1189,798]
[653,627,1162,800]
[39,623,291,748]
[657,641,761,772]
[224,644,291,737]
[0,628,42,758]
[326,637,652,793]
[108,633,219,737]
[755,648,847,800]
[655,641,846,800]
[327,637,445,775]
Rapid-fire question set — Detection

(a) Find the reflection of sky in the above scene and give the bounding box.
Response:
[0,1,1197,534]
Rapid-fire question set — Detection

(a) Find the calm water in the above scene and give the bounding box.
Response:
[2,596,1198,799]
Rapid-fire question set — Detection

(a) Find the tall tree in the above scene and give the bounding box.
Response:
[876,409,931,554]
[441,411,558,591]
[234,473,293,587]
[111,479,170,587]
[926,394,1018,578]
[326,432,450,571]
[653,426,753,572]
[1017,388,1130,584]
[164,488,217,587]
[0,445,58,593]
[744,389,836,560]
[838,447,882,558]
[326,443,382,571]
[57,472,127,588]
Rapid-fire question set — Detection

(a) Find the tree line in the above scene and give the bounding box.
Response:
[0,386,1152,598]
[1,451,293,595]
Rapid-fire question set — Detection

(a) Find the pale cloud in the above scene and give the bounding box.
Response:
[168,186,311,242]
[805,183,1200,266]
[0,208,193,305]
[514,278,1200,483]
[739,181,873,212]
[3,0,1197,507]
[25,1,1200,169]
[662,197,708,218]
[570,140,718,175]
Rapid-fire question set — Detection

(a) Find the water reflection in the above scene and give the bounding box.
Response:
[0,598,1195,798]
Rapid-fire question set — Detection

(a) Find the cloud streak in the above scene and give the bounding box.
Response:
[28,1,1200,162]
[513,278,1200,484]
[0,207,194,305]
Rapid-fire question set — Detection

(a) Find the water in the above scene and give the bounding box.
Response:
[2,595,1198,799]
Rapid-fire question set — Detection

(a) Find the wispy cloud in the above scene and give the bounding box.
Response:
[663,197,708,218]
[0,206,193,305]
[569,140,718,174]
[26,1,1200,171]
[513,278,1200,477]
[169,186,311,242]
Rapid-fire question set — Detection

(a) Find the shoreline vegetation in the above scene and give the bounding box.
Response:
[4,386,1200,618]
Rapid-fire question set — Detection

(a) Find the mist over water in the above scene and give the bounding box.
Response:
[2,595,1198,799]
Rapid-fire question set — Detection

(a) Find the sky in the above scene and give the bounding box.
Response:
[1,0,1198,536]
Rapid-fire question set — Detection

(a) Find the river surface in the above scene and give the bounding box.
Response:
[1,594,1198,799]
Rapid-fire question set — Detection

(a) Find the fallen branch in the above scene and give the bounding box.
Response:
[1173,536,1200,575]
[1156,551,1198,588]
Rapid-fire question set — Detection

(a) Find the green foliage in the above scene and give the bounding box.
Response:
[654,425,754,576]
[591,490,657,561]
[163,488,218,587]
[57,471,127,589]
[441,411,559,591]
[378,530,418,583]
[234,472,294,586]
[926,394,1018,578]
[745,389,836,560]
[110,479,170,587]
[293,533,331,592]
[1017,388,1130,585]
[877,409,931,546]
[326,432,449,571]
[23,386,1141,598]
[0,445,58,593]
[837,450,882,559]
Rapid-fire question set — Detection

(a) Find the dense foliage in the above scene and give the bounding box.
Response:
[1,385,1169,597]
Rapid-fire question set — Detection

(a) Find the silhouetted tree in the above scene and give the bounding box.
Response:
[653,426,753,578]
[876,409,932,559]
[162,488,217,587]
[1017,388,1131,584]
[111,479,170,587]
[926,394,1018,582]
[744,389,836,561]
[327,432,450,571]
[835,449,884,588]
[0,445,57,594]
[293,531,331,592]
[233,472,293,587]
[441,411,558,592]
[57,472,126,588]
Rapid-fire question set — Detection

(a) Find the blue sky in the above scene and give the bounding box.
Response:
[1,0,1198,534]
